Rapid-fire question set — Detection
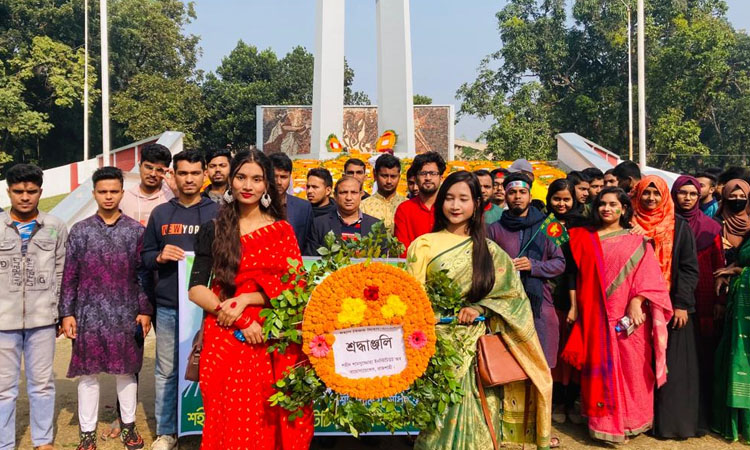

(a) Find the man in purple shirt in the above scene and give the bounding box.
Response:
[487,173,565,368]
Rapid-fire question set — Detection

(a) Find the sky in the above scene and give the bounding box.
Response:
[184,0,750,142]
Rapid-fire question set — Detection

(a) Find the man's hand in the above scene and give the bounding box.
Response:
[156,244,185,264]
[136,315,152,336]
[457,307,480,325]
[672,309,689,329]
[512,257,532,272]
[162,168,178,195]
[62,316,77,339]
[240,321,264,345]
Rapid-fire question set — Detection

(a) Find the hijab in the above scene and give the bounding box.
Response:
[718,179,750,248]
[631,175,675,287]
[671,175,721,251]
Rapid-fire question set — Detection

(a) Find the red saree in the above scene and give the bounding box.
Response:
[562,228,672,442]
[200,221,313,450]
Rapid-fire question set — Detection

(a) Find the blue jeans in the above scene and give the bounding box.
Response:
[0,326,56,449]
[154,307,178,436]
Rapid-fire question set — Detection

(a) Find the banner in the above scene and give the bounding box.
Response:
[176,256,416,437]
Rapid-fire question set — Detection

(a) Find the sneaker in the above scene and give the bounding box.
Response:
[120,422,145,450]
[150,434,178,450]
[77,430,97,450]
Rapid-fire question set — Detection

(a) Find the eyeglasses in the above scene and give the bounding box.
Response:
[677,190,699,198]
[142,163,166,175]
[418,171,440,178]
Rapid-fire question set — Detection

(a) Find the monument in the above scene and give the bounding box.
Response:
[257,0,454,161]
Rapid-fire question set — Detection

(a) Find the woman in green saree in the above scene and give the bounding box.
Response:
[407,171,553,450]
[713,235,750,442]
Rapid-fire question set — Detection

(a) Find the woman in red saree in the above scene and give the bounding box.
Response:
[562,187,672,443]
[188,150,313,450]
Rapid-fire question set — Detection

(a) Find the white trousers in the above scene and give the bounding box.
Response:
[77,374,138,432]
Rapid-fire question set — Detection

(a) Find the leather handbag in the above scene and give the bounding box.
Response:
[476,333,528,387]
[184,318,204,382]
[475,333,531,450]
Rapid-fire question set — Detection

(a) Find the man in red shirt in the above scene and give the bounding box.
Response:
[394,151,446,256]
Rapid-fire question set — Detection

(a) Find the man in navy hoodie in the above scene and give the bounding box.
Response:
[141,150,218,450]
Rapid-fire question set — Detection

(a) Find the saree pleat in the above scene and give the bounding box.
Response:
[407,231,552,450]
[712,238,750,442]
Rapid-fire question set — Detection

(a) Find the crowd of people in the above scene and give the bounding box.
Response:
[2,142,750,450]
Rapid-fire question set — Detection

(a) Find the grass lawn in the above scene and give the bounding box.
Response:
[38,193,68,212]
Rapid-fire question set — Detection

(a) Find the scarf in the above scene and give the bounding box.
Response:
[718,179,750,248]
[671,175,721,251]
[561,227,615,418]
[631,175,675,288]
[499,205,547,317]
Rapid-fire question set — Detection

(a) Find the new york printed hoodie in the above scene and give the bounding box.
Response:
[142,197,219,309]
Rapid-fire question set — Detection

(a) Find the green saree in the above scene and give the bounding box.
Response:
[407,231,553,450]
[712,238,750,442]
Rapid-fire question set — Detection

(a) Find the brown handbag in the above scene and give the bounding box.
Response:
[184,318,204,382]
[475,333,531,450]
[476,333,528,386]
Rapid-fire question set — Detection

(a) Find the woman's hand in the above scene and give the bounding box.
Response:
[627,297,646,327]
[714,265,742,278]
[629,223,646,236]
[566,303,578,325]
[672,309,688,329]
[716,276,731,297]
[136,315,152,336]
[216,294,251,327]
[457,307,480,325]
[240,321,264,345]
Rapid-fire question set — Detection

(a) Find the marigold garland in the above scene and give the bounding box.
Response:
[302,262,436,400]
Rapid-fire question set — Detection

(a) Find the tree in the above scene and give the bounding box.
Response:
[458,0,750,169]
[199,42,370,149]
[112,74,206,146]
[413,94,433,105]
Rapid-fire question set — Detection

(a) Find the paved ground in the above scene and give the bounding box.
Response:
[11,335,746,449]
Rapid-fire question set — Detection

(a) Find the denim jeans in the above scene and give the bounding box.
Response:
[0,325,56,449]
[154,307,178,436]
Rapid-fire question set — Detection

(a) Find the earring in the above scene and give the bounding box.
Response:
[223,190,234,203]
[261,191,272,208]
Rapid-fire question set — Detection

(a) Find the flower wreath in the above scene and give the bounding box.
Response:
[302,262,436,399]
[261,224,466,435]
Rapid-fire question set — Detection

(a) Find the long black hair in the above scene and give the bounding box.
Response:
[591,186,633,229]
[212,149,285,298]
[433,171,495,303]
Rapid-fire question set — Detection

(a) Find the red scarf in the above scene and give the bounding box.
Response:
[561,227,616,418]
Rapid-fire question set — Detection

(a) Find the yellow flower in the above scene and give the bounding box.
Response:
[380,294,407,319]
[337,297,367,325]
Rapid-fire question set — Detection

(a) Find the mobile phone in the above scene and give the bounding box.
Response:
[135,323,145,348]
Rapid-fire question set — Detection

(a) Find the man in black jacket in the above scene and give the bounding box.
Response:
[269,152,313,251]
[141,150,218,449]
[305,176,381,256]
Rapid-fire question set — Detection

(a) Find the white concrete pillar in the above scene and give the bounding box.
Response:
[376,0,415,156]
[311,0,346,159]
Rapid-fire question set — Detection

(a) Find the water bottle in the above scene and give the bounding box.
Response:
[615,316,635,336]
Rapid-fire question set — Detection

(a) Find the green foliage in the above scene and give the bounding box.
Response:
[459,0,750,169]
[200,43,371,149]
[265,225,466,435]
[112,74,206,147]
[413,94,433,105]
[425,269,465,317]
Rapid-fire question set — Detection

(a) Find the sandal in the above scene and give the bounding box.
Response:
[100,420,120,441]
